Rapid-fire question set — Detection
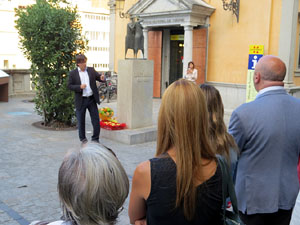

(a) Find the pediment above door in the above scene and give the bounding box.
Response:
[128,0,215,27]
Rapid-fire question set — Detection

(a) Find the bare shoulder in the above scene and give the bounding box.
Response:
[132,160,151,199]
[134,161,150,177]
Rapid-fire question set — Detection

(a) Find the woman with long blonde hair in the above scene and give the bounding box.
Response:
[129,79,223,225]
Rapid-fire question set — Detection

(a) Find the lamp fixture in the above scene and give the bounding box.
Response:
[222,0,240,22]
[115,0,130,18]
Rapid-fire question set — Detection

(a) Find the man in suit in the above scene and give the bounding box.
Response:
[228,55,300,225]
[68,54,105,144]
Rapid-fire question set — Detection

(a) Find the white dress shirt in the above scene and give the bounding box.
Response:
[78,67,93,97]
[256,86,284,98]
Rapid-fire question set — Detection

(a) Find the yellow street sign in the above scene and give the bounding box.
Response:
[249,45,264,54]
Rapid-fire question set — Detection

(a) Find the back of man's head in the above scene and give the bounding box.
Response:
[255,55,286,82]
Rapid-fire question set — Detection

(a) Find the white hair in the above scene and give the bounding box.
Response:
[58,143,129,225]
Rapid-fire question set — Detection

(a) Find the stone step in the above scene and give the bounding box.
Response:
[100,125,157,145]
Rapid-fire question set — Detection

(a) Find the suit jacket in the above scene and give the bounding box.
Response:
[228,89,300,214]
[68,67,104,110]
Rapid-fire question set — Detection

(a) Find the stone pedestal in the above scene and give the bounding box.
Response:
[117,59,154,129]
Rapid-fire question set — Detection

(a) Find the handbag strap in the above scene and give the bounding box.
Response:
[217,155,239,214]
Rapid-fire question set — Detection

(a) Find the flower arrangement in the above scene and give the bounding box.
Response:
[99,107,114,121]
[100,121,126,130]
[98,107,126,130]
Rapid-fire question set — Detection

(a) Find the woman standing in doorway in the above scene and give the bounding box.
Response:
[184,61,198,83]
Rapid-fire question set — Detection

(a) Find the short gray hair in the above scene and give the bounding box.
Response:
[58,143,129,225]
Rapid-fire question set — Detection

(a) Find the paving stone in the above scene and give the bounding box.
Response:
[0,211,12,223]
[2,221,19,225]
[0,97,158,225]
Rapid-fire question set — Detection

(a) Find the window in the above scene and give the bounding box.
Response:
[87,46,109,52]
[84,14,109,21]
[4,60,8,69]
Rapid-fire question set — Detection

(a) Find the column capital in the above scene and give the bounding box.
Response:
[143,27,149,32]
[183,25,194,31]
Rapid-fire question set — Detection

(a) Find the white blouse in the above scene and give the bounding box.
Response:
[183,68,198,83]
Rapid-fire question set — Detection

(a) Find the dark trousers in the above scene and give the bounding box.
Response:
[239,209,293,225]
[76,96,100,142]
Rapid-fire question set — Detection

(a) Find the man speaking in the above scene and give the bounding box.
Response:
[68,54,105,144]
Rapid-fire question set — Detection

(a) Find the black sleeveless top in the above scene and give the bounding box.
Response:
[146,155,223,225]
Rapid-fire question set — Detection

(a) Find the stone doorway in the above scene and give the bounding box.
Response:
[128,0,215,97]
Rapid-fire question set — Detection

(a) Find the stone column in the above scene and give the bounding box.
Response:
[183,25,193,75]
[278,0,299,86]
[108,0,116,73]
[117,60,154,129]
[143,27,149,59]
[162,29,171,94]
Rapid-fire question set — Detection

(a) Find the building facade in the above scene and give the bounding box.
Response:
[0,0,34,69]
[73,0,110,71]
[109,0,300,111]
[0,0,109,72]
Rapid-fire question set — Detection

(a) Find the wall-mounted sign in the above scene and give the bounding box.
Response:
[143,17,185,26]
[248,54,263,70]
[249,45,264,54]
[171,34,184,41]
[246,70,257,102]
[246,45,264,102]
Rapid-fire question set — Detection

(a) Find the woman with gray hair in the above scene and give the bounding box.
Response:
[31,143,129,225]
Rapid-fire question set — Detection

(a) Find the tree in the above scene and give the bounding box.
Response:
[15,0,86,127]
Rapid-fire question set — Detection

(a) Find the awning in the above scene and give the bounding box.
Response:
[0,70,9,78]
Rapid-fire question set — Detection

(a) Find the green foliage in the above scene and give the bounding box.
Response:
[15,0,86,126]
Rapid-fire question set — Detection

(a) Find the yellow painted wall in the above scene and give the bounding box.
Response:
[90,0,109,10]
[206,0,281,84]
[99,0,109,10]
[91,0,100,8]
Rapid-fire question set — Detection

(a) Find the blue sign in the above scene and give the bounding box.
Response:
[248,54,263,70]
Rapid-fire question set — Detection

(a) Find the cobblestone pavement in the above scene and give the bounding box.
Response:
[0,97,160,225]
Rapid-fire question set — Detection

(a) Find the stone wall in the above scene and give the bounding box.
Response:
[4,69,35,97]
[287,86,300,99]
[207,82,300,126]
